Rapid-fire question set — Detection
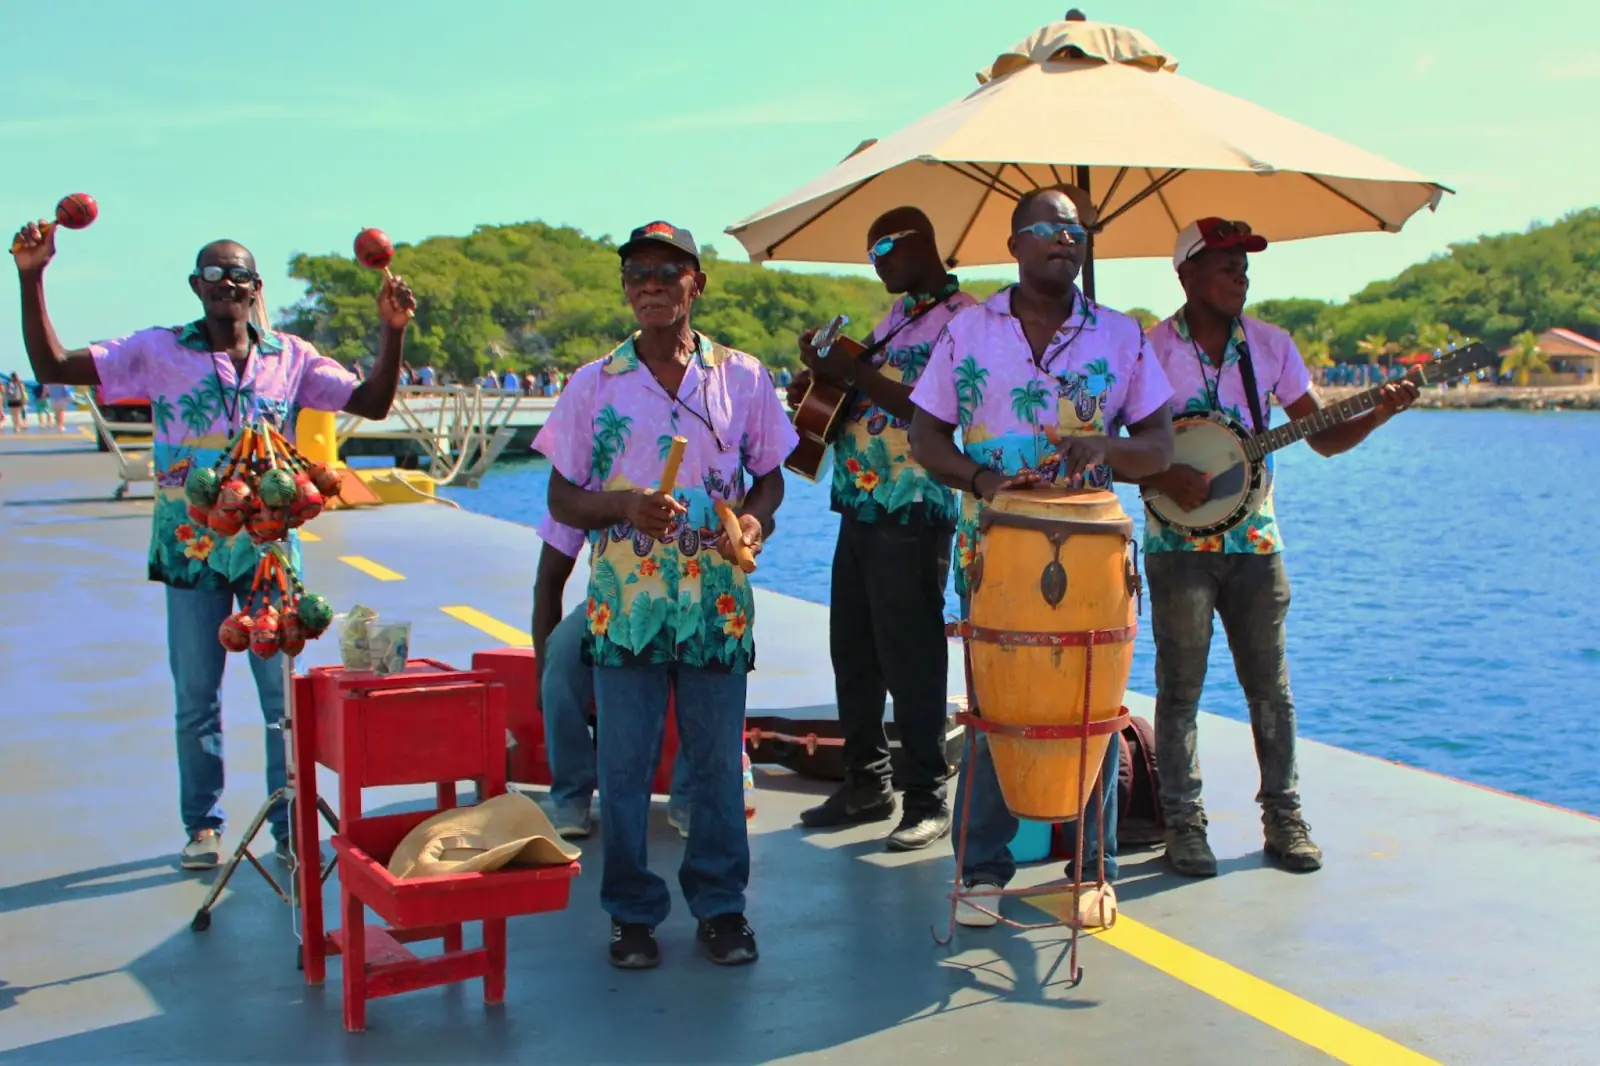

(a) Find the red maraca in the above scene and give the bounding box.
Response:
[11,193,98,254]
[354,227,394,275]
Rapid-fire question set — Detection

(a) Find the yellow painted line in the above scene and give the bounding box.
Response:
[441,606,529,647]
[298,530,321,542]
[1028,896,1439,1065]
[338,555,404,581]
[76,426,94,439]
[436,600,1434,1066]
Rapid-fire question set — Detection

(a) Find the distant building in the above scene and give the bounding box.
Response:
[1500,328,1600,386]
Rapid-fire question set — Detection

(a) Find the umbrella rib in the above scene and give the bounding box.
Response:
[1097,167,1130,224]
[1096,168,1184,230]
[939,161,1032,202]
[1300,173,1388,231]
[760,173,883,260]
[945,164,1008,268]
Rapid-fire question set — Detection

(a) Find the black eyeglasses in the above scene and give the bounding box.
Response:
[622,261,696,288]
[192,265,261,286]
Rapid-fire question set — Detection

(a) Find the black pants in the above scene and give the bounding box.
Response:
[830,512,954,807]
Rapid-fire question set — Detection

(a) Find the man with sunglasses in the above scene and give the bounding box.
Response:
[10,223,415,871]
[909,185,1174,927]
[535,221,796,970]
[785,208,976,851]
[1139,218,1418,878]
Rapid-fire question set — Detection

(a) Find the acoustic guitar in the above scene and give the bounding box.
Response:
[785,314,869,481]
[1141,342,1498,537]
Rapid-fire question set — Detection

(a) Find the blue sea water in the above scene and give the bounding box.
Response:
[440,410,1600,816]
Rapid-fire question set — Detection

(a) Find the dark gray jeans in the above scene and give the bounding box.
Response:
[1146,551,1300,827]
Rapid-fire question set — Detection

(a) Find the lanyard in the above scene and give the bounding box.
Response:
[211,344,254,433]
[643,337,728,453]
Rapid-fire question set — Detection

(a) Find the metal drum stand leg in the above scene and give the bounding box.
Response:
[932,630,1128,989]
[190,653,339,934]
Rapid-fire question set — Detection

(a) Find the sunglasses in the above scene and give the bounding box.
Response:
[867,229,919,264]
[192,265,261,286]
[622,261,697,288]
[1015,221,1087,244]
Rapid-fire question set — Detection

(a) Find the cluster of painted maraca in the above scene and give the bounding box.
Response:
[182,429,342,545]
[217,552,337,659]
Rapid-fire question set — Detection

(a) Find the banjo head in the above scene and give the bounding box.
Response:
[1141,410,1268,537]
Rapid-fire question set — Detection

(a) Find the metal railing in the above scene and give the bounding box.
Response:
[333,385,552,488]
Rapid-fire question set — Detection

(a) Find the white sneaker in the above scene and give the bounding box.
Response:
[181,830,222,870]
[668,804,690,840]
[955,880,1001,927]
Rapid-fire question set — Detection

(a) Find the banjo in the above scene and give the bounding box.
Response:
[1142,342,1498,536]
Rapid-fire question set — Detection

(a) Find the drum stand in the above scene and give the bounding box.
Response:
[190,653,340,935]
[933,624,1130,989]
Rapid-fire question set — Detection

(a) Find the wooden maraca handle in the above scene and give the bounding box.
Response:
[658,436,687,494]
[714,499,757,574]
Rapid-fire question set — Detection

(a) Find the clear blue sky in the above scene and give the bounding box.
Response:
[2,0,1595,375]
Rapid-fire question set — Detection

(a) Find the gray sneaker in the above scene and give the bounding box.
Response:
[181,829,222,870]
[544,801,593,840]
[1163,823,1218,878]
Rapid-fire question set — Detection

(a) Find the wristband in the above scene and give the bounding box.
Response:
[970,467,986,497]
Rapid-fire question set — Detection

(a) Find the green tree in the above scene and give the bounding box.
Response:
[1500,330,1549,385]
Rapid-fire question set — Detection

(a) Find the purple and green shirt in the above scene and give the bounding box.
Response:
[532,331,798,674]
[90,321,357,590]
[1143,310,1312,556]
[829,286,976,527]
[909,286,1173,598]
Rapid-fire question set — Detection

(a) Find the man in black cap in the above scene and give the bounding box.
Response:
[534,221,797,970]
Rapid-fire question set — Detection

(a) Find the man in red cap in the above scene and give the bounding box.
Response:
[1138,218,1418,877]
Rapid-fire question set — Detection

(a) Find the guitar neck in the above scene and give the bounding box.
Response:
[1244,386,1384,459]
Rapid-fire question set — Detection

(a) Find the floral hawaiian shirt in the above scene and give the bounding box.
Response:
[89,321,357,591]
[909,286,1173,599]
[536,513,588,559]
[1142,310,1312,556]
[532,332,797,675]
[829,284,975,528]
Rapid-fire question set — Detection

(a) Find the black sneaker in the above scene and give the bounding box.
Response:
[697,913,758,966]
[608,922,660,969]
[800,784,895,828]
[885,803,952,851]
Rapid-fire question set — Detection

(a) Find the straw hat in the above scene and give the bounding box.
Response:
[387,792,581,879]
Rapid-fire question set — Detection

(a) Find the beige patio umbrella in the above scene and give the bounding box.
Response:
[723,15,1450,296]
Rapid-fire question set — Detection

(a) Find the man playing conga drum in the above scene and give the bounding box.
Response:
[535,221,796,969]
[909,186,1174,925]
[1138,219,1418,877]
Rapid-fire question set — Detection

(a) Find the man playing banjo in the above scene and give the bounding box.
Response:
[1138,218,1419,877]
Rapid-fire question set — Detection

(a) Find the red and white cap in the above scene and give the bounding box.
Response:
[1172,218,1268,271]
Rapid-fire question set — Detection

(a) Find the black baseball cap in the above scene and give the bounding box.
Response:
[619,221,700,266]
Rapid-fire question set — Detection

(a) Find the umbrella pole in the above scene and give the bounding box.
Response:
[1075,165,1096,303]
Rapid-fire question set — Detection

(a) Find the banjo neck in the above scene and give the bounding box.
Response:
[1237,341,1496,462]
[1240,387,1384,461]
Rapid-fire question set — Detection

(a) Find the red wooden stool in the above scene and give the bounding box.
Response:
[290,659,579,1031]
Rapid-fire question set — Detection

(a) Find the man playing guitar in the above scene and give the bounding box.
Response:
[787,208,976,850]
[1138,218,1419,877]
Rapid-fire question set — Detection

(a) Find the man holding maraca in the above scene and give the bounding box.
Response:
[11,215,415,871]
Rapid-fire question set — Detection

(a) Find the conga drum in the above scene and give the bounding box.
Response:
[965,486,1138,821]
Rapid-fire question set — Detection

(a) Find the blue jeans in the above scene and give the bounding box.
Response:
[594,664,748,926]
[541,606,687,816]
[954,719,1120,886]
[166,584,287,843]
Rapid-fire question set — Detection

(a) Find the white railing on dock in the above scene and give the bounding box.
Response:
[335,385,553,488]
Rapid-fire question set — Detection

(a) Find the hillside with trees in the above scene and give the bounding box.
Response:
[1248,207,1600,368]
[274,208,1599,381]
